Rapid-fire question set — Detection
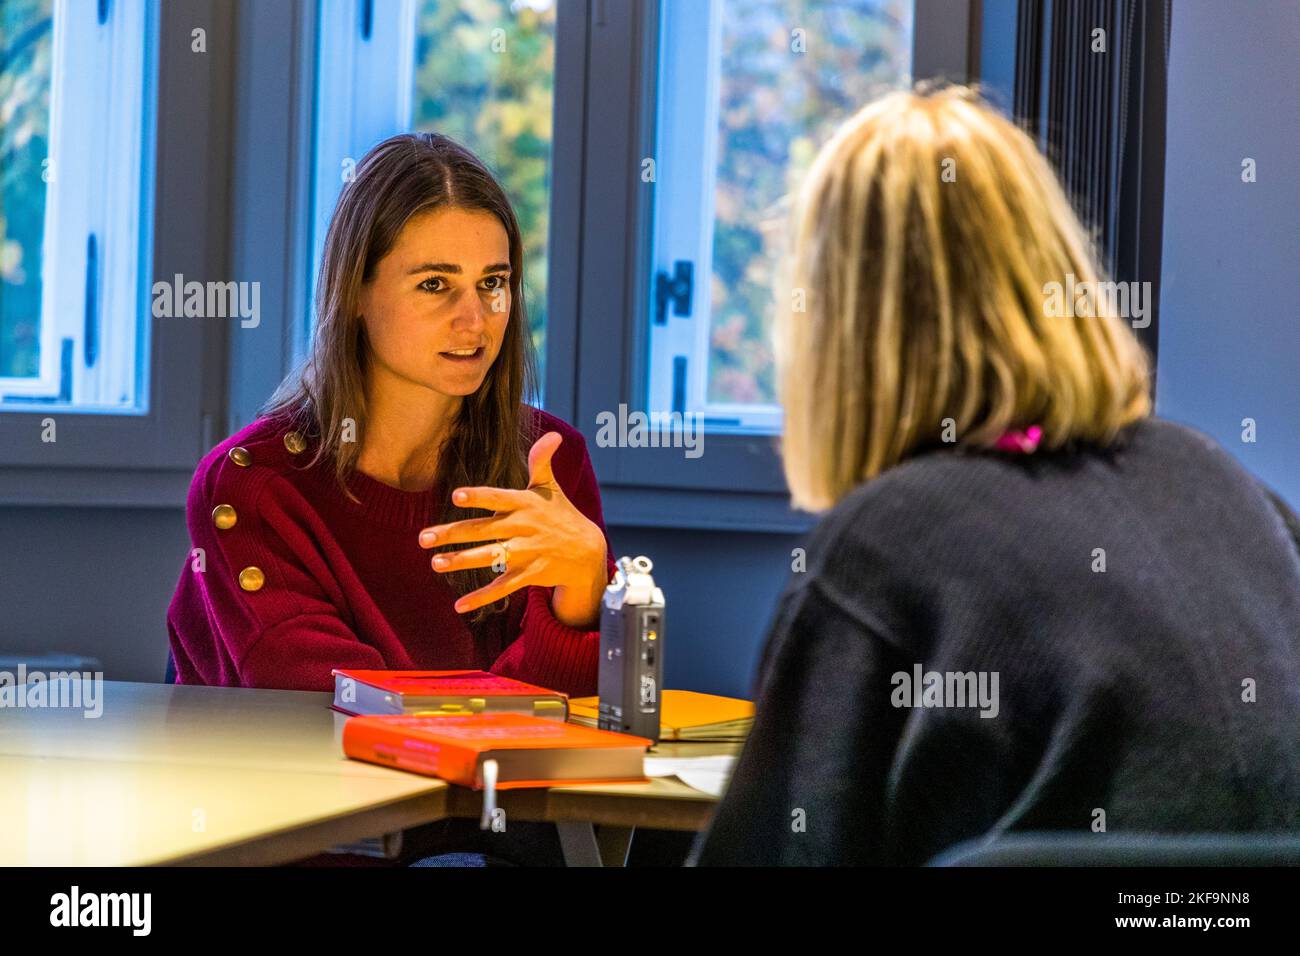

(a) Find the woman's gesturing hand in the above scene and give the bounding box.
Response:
[418,431,610,628]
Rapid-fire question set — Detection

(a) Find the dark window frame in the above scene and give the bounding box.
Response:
[546,0,978,531]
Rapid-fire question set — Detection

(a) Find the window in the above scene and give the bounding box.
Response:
[0,0,230,504]
[547,0,939,527]
[647,0,913,432]
[311,0,557,387]
[0,0,156,412]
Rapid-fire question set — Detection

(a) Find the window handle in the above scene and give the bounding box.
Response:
[360,0,373,40]
[672,356,687,415]
[654,260,693,325]
[84,233,99,368]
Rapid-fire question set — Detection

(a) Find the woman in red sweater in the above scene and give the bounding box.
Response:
[166,133,613,698]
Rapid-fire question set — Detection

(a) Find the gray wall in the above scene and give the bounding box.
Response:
[0,507,189,682]
[607,526,801,699]
[1155,0,1300,508]
[0,503,797,696]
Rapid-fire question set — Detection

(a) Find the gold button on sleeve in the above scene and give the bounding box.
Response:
[228,446,252,467]
[238,567,265,592]
[211,504,237,530]
[283,431,306,454]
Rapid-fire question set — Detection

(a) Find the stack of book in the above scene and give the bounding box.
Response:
[334,669,650,790]
[334,670,753,792]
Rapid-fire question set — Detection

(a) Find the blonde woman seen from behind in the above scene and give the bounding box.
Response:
[693,87,1300,866]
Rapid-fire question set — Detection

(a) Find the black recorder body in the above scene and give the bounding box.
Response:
[597,556,665,744]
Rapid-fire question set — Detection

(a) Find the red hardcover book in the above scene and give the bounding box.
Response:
[342,713,651,789]
[331,669,568,721]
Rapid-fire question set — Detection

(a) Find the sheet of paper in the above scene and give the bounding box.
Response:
[644,755,737,796]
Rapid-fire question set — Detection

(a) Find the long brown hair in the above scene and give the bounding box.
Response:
[263,132,539,617]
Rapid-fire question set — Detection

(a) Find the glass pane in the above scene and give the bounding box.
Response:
[707,0,912,408]
[1,0,154,413]
[0,0,53,381]
[409,0,556,390]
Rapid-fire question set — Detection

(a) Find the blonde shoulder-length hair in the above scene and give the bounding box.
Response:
[777,85,1152,511]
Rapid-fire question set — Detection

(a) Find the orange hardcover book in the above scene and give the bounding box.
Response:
[342,713,652,789]
[331,669,568,721]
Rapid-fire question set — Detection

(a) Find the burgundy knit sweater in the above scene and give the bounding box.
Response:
[166,408,611,696]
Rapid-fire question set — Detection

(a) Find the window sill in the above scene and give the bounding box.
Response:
[600,484,816,534]
[0,467,193,509]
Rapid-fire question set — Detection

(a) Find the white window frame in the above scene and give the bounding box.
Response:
[0,0,153,412]
[309,0,416,351]
[645,0,782,434]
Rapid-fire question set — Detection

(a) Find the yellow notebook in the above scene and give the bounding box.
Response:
[568,690,754,741]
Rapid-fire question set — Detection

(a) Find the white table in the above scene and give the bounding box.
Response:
[0,681,737,865]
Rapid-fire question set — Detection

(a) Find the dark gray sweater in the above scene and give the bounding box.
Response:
[694,417,1300,865]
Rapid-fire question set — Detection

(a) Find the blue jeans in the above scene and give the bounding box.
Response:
[402,818,565,867]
